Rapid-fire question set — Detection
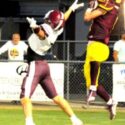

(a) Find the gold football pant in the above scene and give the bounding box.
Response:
[84,41,109,89]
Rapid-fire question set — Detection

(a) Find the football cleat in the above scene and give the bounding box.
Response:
[26,123,35,125]
[87,90,96,103]
[26,121,35,125]
[107,103,117,120]
[72,118,83,125]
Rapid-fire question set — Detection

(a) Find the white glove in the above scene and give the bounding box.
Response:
[26,17,38,28]
[70,0,84,12]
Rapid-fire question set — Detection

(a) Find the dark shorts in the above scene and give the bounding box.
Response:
[20,60,57,99]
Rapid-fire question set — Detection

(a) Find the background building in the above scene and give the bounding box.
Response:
[0,0,124,60]
[0,0,124,40]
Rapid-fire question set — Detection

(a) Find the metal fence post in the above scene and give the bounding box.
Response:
[66,40,70,100]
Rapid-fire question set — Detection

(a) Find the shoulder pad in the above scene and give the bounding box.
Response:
[98,0,114,11]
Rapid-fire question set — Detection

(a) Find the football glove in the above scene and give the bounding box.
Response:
[70,0,84,12]
[26,17,39,28]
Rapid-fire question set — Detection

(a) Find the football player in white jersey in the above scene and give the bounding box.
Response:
[20,1,84,125]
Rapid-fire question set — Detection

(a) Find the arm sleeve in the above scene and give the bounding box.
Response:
[0,41,9,55]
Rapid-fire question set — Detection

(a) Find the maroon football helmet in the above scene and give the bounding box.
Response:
[44,10,65,30]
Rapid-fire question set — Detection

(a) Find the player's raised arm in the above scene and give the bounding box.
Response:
[64,0,84,21]
[84,0,123,22]
[84,8,106,22]
[84,0,107,22]
[26,17,46,39]
[84,0,122,22]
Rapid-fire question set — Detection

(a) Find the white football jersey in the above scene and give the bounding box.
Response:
[0,40,28,61]
[28,23,63,55]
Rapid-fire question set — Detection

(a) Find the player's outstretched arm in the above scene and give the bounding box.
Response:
[84,7,106,22]
[64,0,84,21]
[84,0,122,22]
[84,0,106,22]
[26,17,45,39]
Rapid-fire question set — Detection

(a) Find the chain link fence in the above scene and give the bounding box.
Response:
[50,40,114,104]
[0,40,115,104]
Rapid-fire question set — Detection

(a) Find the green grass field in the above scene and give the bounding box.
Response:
[0,105,125,125]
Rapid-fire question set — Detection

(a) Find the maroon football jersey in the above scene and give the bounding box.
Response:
[88,5,119,44]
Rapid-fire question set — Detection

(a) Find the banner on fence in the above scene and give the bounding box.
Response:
[0,62,64,102]
[113,64,125,102]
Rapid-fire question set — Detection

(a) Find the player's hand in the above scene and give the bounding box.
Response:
[70,0,84,12]
[88,0,98,10]
[26,17,38,29]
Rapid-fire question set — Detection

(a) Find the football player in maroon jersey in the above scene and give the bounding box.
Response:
[83,0,121,120]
